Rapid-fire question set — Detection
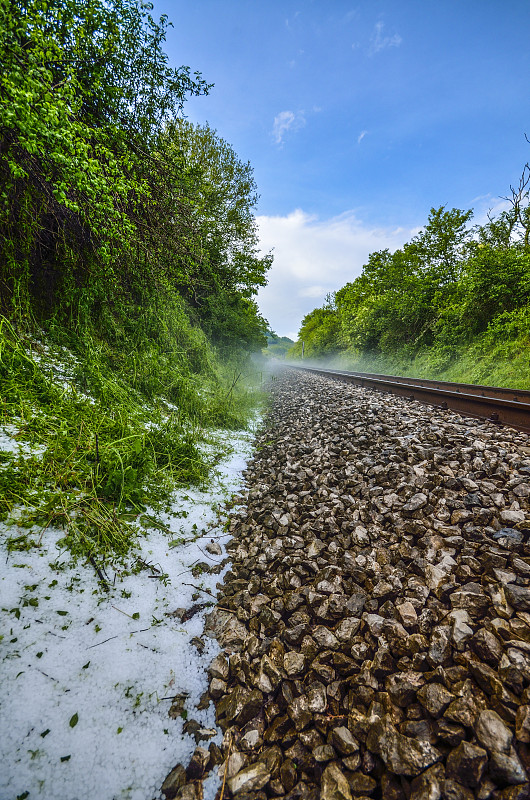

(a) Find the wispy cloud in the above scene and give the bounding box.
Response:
[470,194,511,226]
[299,285,329,298]
[343,9,359,24]
[357,130,368,144]
[369,21,402,55]
[256,209,416,337]
[272,110,306,145]
[285,11,301,29]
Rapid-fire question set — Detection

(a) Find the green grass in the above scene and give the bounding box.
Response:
[329,330,530,390]
[0,315,263,566]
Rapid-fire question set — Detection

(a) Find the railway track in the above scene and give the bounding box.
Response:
[196,369,530,800]
[286,365,530,434]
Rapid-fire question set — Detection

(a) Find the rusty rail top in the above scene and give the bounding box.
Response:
[286,365,530,435]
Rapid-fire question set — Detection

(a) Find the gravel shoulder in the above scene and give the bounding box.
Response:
[166,368,530,800]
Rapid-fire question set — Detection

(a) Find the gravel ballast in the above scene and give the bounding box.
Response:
[164,368,530,800]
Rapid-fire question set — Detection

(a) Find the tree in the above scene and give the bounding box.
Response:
[145,120,272,348]
[0,0,210,320]
[291,299,341,359]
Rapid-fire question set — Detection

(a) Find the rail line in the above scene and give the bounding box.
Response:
[287,364,530,434]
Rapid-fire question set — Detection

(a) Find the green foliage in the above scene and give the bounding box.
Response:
[0,0,269,349]
[292,185,530,387]
[148,120,272,351]
[0,314,263,563]
[0,0,271,566]
[262,333,294,359]
[0,0,209,322]
[289,300,341,359]
[0,318,208,559]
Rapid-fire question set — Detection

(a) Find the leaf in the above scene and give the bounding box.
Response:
[60,755,71,762]
[132,612,140,620]
[40,729,50,738]
[69,713,78,728]
[82,661,90,669]
[56,610,68,616]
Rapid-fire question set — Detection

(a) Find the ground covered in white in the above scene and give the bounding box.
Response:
[0,425,255,800]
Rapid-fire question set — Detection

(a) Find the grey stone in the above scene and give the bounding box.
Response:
[330,726,359,756]
[227,762,270,796]
[220,751,249,781]
[174,786,199,800]
[443,779,475,800]
[306,681,327,712]
[335,617,361,642]
[428,625,452,667]
[346,772,377,796]
[321,762,353,800]
[204,609,248,649]
[386,671,425,707]
[161,764,186,799]
[280,759,298,793]
[397,601,418,627]
[403,493,428,512]
[283,650,305,676]
[501,510,526,525]
[216,687,263,731]
[446,741,488,788]
[366,715,442,776]
[313,743,336,762]
[516,706,530,742]
[506,585,530,612]
[474,710,512,755]
[494,528,524,545]
[450,584,490,619]
[312,625,340,650]
[208,653,229,680]
[185,746,209,780]
[470,629,504,666]
[417,683,455,716]
[410,763,445,800]
[489,751,527,786]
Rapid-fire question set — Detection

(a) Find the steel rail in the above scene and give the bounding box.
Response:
[287,365,530,434]
[306,368,530,404]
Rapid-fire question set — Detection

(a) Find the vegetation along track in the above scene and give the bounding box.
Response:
[163,367,530,800]
[288,366,530,435]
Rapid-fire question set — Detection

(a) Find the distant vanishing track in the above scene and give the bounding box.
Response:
[285,366,530,435]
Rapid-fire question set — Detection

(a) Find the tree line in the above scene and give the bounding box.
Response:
[290,175,530,381]
[0,0,271,354]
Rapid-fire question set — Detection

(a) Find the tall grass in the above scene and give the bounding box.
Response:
[0,310,262,566]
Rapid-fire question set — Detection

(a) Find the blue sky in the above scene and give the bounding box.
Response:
[153,0,530,338]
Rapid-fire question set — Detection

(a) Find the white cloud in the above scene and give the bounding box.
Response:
[369,21,402,55]
[256,209,416,338]
[271,110,305,145]
[298,285,328,298]
[357,130,368,144]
